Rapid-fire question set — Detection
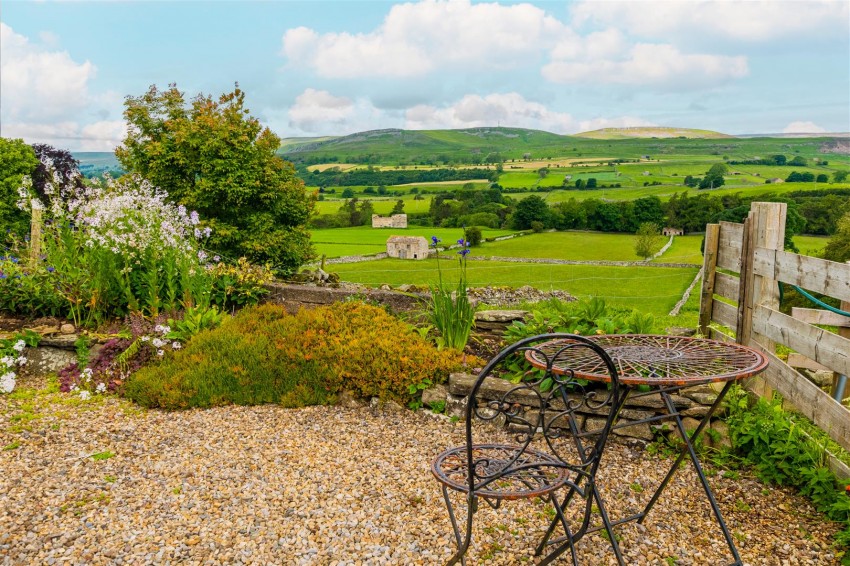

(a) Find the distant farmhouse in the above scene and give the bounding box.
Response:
[372,214,407,228]
[662,227,684,236]
[386,236,429,260]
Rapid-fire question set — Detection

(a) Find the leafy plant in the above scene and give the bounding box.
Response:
[428,235,475,351]
[0,330,38,394]
[208,257,274,311]
[166,305,228,342]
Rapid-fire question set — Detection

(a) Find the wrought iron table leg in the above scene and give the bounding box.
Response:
[638,381,742,565]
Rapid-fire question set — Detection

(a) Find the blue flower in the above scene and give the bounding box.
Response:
[47,266,56,273]
[0,273,5,279]
[458,248,471,257]
[431,236,441,246]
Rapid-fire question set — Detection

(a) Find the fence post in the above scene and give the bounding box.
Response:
[698,223,720,337]
[29,200,44,262]
[835,261,850,402]
[743,201,786,400]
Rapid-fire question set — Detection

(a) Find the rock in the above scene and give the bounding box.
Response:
[681,391,718,406]
[710,420,732,449]
[473,310,529,323]
[19,346,77,377]
[59,323,75,335]
[336,390,366,409]
[445,394,468,420]
[421,384,449,408]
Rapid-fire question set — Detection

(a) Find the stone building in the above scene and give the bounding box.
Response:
[386,236,429,260]
[372,214,408,228]
[662,227,684,236]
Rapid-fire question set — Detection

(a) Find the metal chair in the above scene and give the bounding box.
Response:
[431,333,623,565]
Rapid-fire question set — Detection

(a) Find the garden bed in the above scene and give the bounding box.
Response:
[0,377,841,565]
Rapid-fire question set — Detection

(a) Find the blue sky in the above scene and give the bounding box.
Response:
[1,0,848,151]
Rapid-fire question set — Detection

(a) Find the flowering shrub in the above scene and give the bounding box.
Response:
[428,234,474,351]
[0,331,38,394]
[0,255,64,317]
[16,162,212,325]
[124,302,475,409]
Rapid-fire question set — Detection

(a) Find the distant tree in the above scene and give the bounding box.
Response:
[391,200,405,214]
[834,171,849,183]
[341,187,355,198]
[377,184,388,195]
[0,138,39,242]
[363,187,377,195]
[464,226,482,246]
[538,167,549,179]
[30,144,86,207]
[771,154,787,166]
[816,174,829,183]
[632,196,665,226]
[788,155,807,167]
[116,84,314,273]
[586,178,597,189]
[634,222,663,260]
[683,175,700,188]
[824,211,850,263]
[512,195,550,230]
[574,179,586,189]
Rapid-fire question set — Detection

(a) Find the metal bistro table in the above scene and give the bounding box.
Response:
[526,334,768,566]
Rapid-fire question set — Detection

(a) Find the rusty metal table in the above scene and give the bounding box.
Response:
[527,334,768,566]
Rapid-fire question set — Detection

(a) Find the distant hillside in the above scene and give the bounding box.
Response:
[575,127,733,140]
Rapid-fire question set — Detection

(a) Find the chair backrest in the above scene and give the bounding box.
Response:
[463,333,621,495]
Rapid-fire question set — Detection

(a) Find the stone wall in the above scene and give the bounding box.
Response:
[264,282,425,314]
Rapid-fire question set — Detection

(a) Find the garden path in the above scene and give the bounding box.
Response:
[0,381,841,565]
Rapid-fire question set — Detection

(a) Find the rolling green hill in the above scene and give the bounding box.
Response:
[575,127,734,140]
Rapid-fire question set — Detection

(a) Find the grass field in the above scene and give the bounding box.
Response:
[330,258,698,316]
[652,235,704,264]
[793,234,830,256]
[311,226,515,258]
[476,231,645,261]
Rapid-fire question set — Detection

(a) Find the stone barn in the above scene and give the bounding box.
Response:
[386,236,429,260]
[662,227,684,236]
[372,214,408,228]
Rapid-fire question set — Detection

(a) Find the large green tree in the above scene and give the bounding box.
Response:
[511,195,550,230]
[0,138,39,243]
[116,84,314,273]
[824,211,850,263]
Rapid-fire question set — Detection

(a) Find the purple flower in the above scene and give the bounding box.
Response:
[0,273,5,279]
[47,266,55,273]
[431,236,440,245]
[458,248,470,257]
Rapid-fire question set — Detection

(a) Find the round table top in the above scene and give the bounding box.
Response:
[525,334,768,387]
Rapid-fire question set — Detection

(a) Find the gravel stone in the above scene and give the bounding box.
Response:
[0,383,841,565]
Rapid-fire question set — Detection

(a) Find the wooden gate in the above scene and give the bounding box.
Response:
[699,202,850,456]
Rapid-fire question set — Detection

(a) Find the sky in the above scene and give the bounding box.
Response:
[1,0,849,151]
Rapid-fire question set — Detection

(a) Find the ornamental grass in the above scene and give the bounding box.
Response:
[124,302,473,410]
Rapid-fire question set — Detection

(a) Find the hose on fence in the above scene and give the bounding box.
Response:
[779,282,850,318]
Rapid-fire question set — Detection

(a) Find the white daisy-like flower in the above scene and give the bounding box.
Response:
[157,349,165,357]
[172,342,182,350]
[79,390,91,401]
[96,383,107,394]
[12,340,26,352]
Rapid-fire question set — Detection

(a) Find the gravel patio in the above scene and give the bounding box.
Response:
[0,381,841,565]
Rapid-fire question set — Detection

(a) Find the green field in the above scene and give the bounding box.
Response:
[793,234,830,256]
[476,232,645,261]
[311,226,515,258]
[330,258,698,316]
[652,235,704,264]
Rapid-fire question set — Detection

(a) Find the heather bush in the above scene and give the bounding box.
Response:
[124,302,473,410]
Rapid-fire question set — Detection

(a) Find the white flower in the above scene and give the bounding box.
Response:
[1,356,15,367]
[151,338,165,348]
[154,325,170,336]
[172,342,182,350]
[16,357,26,366]
[96,383,107,394]
[70,384,79,392]
[140,336,150,342]
[0,371,16,394]
[79,390,91,401]
[157,349,165,357]
[12,340,26,352]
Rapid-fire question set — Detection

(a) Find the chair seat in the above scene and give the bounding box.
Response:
[432,443,570,500]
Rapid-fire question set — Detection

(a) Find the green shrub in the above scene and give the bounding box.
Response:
[124,302,471,409]
[208,257,274,310]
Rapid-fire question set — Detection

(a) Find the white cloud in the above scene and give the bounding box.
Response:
[543,42,748,89]
[288,88,356,131]
[782,121,827,134]
[0,22,95,122]
[405,93,577,131]
[0,23,124,150]
[282,0,565,78]
[570,0,849,42]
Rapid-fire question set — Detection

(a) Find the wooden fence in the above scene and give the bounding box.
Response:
[699,202,850,457]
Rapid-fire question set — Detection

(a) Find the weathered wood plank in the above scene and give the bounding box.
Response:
[753,305,850,377]
[712,299,738,331]
[754,248,850,303]
[717,221,744,271]
[699,224,720,336]
[791,307,850,328]
[714,272,740,302]
[787,353,832,373]
[738,215,755,344]
[746,343,850,453]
